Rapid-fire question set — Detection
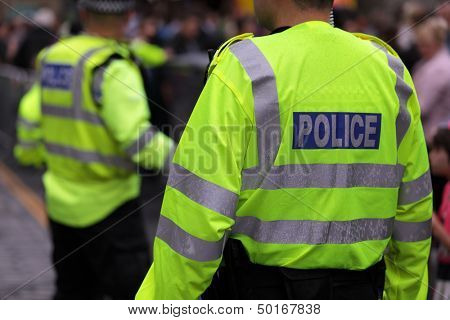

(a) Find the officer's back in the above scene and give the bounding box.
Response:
[137,0,432,300]
[224,22,400,269]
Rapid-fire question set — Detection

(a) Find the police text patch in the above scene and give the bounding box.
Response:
[41,64,74,90]
[293,112,382,149]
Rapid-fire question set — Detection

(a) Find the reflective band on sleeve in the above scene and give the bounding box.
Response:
[398,170,433,205]
[372,43,412,148]
[392,219,432,242]
[45,142,134,170]
[390,59,413,149]
[232,216,394,244]
[17,117,40,130]
[241,163,404,191]
[92,66,106,105]
[125,125,158,157]
[42,104,103,125]
[168,163,238,219]
[157,215,225,262]
[18,140,41,150]
[230,40,281,187]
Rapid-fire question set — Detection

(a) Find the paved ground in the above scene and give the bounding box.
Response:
[0,177,55,300]
[0,91,56,299]
[0,152,164,300]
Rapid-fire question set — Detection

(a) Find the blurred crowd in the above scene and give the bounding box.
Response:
[1,0,450,80]
[0,0,264,68]
[0,0,450,299]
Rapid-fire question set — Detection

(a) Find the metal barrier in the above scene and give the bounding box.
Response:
[0,64,33,154]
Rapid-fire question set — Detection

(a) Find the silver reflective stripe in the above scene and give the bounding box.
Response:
[398,170,433,205]
[45,142,134,170]
[92,66,107,105]
[232,216,394,244]
[18,140,40,150]
[230,40,280,187]
[392,219,431,242]
[17,117,39,130]
[71,46,109,123]
[125,126,159,157]
[389,57,413,148]
[241,163,404,191]
[157,215,225,262]
[168,163,238,219]
[372,43,412,148]
[42,104,103,125]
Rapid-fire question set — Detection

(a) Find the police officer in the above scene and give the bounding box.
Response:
[136,0,432,300]
[15,0,175,299]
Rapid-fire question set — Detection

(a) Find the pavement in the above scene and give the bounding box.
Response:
[0,169,55,300]
[0,151,164,300]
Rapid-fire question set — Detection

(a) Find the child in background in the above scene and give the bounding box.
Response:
[430,125,450,299]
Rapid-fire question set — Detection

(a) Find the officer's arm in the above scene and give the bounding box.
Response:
[136,68,253,300]
[99,59,175,170]
[130,40,168,68]
[384,68,433,300]
[14,83,46,167]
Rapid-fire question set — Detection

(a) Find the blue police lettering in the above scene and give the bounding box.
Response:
[41,64,74,90]
[293,112,382,150]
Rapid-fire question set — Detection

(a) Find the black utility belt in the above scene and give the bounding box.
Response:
[225,239,386,279]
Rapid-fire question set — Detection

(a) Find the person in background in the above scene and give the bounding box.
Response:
[169,11,221,55]
[236,15,260,34]
[333,8,367,33]
[170,13,203,54]
[15,0,175,299]
[0,39,6,64]
[438,1,450,50]
[413,16,450,144]
[395,1,427,71]
[13,8,58,70]
[430,125,450,299]
[139,15,160,44]
[5,17,28,64]
[0,21,8,62]
[130,15,169,69]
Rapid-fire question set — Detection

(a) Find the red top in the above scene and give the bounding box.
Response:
[438,182,450,264]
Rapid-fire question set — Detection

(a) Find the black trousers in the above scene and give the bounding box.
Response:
[204,240,385,300]
[207,262,386,300]
[50,199,150,300]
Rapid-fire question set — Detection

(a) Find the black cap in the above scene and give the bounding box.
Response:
[78,0,135,15]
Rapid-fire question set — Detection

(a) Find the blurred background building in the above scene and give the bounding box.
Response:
[0,0,449,300]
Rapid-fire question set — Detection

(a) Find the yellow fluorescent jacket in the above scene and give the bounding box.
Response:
[15,35,175,227]
[135,21,432,300]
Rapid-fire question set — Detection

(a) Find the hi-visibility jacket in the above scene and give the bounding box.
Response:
[15,83,46,168]
[15,34,175,227]
[130,40,168,68]
[136,21,433,300]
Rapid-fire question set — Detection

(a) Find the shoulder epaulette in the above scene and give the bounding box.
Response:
[352,33,399,58]
[207,33,254,78]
